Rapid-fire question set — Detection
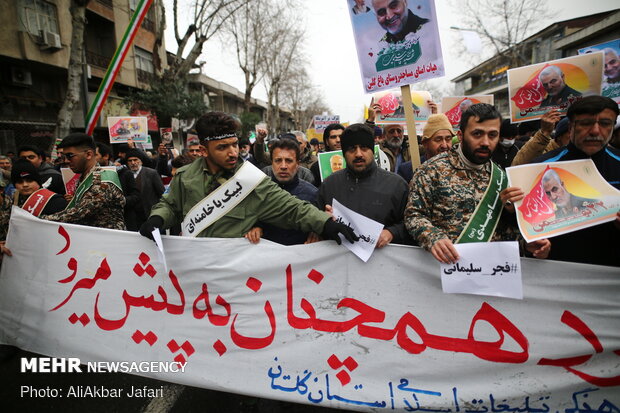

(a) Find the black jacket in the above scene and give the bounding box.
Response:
[317,162,413,244]
[117,166,140,231]
[533,144,620,266]
[39,164,66,195]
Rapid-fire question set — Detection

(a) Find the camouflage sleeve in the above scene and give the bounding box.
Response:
[0,195,13,241]
[42,182,125,224]
[404,167,449,250]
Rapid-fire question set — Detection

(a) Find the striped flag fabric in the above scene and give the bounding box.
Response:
[85,0,154,135]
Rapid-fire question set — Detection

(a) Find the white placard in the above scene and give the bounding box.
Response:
[152,229,168,275]
[331,199,384,262]
[440,241,523,299]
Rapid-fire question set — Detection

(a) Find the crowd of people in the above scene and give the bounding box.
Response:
[0,95,618,267]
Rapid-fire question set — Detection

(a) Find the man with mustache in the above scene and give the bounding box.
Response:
[531,96,620,266]
[140,111,357,244]
[405,104,550,264]
[371,0,429,44]
[318,124,411,248]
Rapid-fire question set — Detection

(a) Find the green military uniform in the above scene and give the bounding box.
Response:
[405,147,517,250]
[0,194,12,241]
[42,165,126,231]
[150,158,330,237]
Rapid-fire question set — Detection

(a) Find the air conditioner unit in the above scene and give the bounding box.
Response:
[11,67,33,86]
[41,31,62,50]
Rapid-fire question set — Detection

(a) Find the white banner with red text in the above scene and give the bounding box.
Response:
[0,207,618,411]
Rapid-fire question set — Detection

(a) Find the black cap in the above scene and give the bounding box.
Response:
[340,124,375,153]
[11,159,42,185]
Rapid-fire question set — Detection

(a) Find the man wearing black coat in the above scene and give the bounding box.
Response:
[317,123,412,247]
[125,149,164,229]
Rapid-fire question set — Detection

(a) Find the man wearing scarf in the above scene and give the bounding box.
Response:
[405,104,550,264]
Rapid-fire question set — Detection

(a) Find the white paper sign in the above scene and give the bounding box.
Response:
[152,229,168,275]
[331,199,384,262]
[440,241,523,299]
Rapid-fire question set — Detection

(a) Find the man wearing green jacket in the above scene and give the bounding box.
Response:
[140,111,357,243]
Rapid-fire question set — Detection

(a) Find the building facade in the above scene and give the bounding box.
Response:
[452,9,620,118]
[0,0,166,153]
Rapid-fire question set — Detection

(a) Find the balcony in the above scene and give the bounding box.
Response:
[466,76,508,95]
[141,18,155,32]
[96,0,113,8]
[137,69,156,83]
[86,50,112,69]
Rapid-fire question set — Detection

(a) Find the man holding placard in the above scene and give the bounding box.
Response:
[140,112,357,244]
[529,96,620,266]
[318,123,410,248]
[405,104,549,263]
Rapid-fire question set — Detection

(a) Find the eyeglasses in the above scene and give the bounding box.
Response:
[573,119,615,129]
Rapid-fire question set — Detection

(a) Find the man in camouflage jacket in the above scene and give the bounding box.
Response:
[42,133,126,231]
[405,104,549,264]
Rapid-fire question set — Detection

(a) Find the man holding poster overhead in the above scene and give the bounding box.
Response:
[405,104,550,263]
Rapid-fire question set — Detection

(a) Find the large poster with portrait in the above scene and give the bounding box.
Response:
[507,53,604,123]
[506,160,620,242]
[441,96,494,127]
[579,39,620,104]
[370,89,433,124]
[107,116,149,143]
[348,0,445,93]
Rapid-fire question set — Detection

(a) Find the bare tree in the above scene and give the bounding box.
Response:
[221,0,286,113]
[412,79,455,104]
[54,0,90,140]
[281,68,330,131]
[451,0,551,67]
[167,0,249,79]
[262,9,304,133]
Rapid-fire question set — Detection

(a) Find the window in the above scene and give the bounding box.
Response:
[129,0,156,32]
[20,0,59,36]
[135,47,154,73]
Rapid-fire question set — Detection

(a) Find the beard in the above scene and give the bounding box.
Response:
[461,139,491,165]
[385,137,402,150]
